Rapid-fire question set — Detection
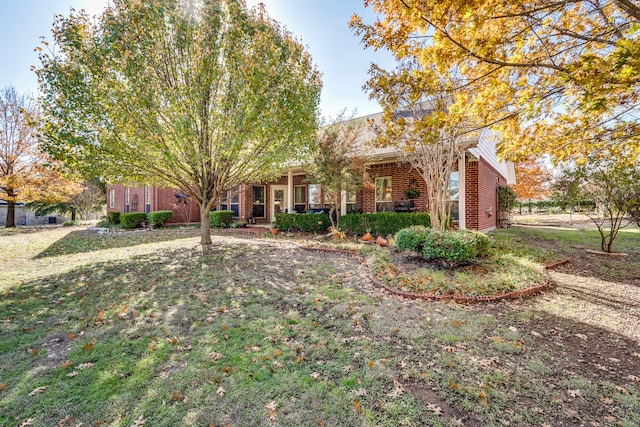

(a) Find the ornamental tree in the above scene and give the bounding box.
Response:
[37,0,321,245]
[366,72,478,231]
[304,111,371,229]
[351,0,640,165]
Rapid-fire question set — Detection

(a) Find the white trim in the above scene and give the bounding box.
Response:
[458,157,466,230]
[270,185,288,222]
[340,188,347,217]
[287,170,294,216]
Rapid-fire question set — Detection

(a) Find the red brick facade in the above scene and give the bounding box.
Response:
[464,156,507,232]
[106,156,507,230]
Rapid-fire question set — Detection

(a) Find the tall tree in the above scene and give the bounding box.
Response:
[0,86,52,228]
[37,0,321,245]
[351,0,640,164]
[367,76,478,231]
[26,178,106,221]
[304,111,371,229]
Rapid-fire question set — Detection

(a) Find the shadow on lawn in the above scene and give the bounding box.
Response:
[2,240,640,427]
[33,227,201,259]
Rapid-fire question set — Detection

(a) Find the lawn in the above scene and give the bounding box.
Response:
[1,225,639,426]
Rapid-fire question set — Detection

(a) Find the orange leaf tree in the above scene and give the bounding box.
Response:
[351,0,640,165]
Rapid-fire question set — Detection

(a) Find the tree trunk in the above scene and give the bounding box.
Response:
[200,204,212,246]
[71,210,77,221]
[5,200,16,228]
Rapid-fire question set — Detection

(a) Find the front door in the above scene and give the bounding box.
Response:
[270,185,288,222]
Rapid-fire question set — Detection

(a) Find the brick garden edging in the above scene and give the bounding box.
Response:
[299,245,568,304]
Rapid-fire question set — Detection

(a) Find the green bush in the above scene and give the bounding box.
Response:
[394,225,432,252]
[230,221,248,228]
[209,210,234,228]
[421,230,490,264]
[120,212,148,229]
[63,220,79,227]
[148,210,173,228]
[108,211,121,224]
[275,213,331,233]
[339,212,431,236]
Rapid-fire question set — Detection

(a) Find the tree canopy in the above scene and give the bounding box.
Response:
[0,86,67,227]
[37,0,322,244]
[351,0,640,164]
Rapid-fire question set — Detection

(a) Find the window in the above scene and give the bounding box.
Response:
[109,189,115,209]
[449,171,460,221]
[230,186,240,217]
[346,188,357,214]
[124,188,130,213]
[375,177,393,212]
[294,185,306,213]
[144,186,151,213]
[219,190,228,211]
[252,186,265,218]
[308,184,322,209]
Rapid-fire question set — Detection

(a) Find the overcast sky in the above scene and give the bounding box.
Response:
[0,0,397,118]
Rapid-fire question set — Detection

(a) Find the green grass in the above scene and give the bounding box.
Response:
[1,226,639,426]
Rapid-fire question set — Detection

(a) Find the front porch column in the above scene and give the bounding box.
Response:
[458,156,466,230]
[340,188,347,218]
[287,169,293,214]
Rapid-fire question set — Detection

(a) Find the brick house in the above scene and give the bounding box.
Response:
[106,112,515,232]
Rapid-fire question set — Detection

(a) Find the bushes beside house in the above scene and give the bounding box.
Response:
[275,213,331,233]
[339,212,431,236]
[148,210,173,228]
[108,211,121,224]
[120,212,148,229]
[209,210,234,228]
[395,226,490,264]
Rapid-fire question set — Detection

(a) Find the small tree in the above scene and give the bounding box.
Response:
[559,158,640,253]
[367,70,478,231]
[304,111,371,229]
[26,178,105,221]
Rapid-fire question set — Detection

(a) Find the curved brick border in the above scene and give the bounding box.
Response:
[299,245,566,304]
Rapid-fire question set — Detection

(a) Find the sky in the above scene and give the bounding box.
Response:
[0,0,397,118]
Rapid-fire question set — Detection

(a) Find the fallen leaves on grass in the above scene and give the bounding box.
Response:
[427,402,443,415]
[387,379,404,398]
[28,386,47,396]
[66,371,78,378]
[353,388,367,397]
[132,416,146,426]
[60,360,72,369]
[210,352,223,361]
[171,390,184,401]
[628,375,640,382]
[78,362,94,370]
[567,389,582,398]
[265,401,278,420]
[19,418,35,426]
[0,383,7,393]
[58,415,75,426]
[353,399,362,414]
[216,386,226,397]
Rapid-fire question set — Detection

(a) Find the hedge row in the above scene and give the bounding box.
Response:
[395,226,490,264]
[209,210,234,228]
[338,212,431,236]
[275,213,331,233]
[111,210,174,229]
[148,210,173,228]
[120,212,148,229]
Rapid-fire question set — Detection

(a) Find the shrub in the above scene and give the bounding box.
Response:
[148,210,173,228]
[230,221,248,228]
[275,213,331,233]
[209,210,234,228]
[339,212,431,236]
[421,229,490,264]
[63,220,78,227]
[394,225,432,253]
[120,212,148,229]
[108,211,121,224]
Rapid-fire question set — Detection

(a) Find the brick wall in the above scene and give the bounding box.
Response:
[476,157,507,231]
[464,159,479,230]
[362,162,429,213]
